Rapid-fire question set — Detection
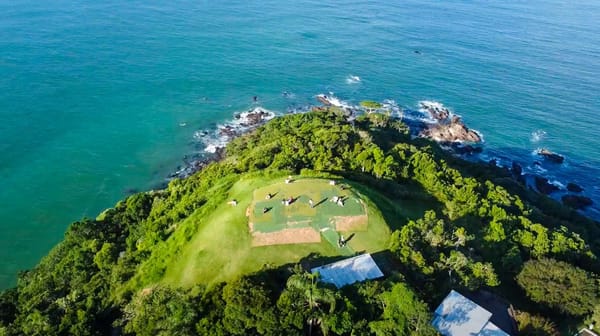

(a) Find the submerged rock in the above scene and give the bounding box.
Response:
[567,182,584,193]
[562,195,593,209]
[451,143,483,155]
[512,161,523,176]
[534,176,559,195]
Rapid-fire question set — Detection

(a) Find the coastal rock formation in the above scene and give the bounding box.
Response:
[567,182,584,193]
[537,148,564,164]
[534,176,559,195]
[451,143,483,155]
[234,107,274,127]
[420,101,450,121]
[562,195,593,209]
[219,125,238,137]
[420,116,482,143]
[418,102,482,143]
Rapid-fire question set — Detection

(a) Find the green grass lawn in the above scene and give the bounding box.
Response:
[161,174,410,288]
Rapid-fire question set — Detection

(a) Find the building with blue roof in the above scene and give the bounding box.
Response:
[432,290,512,336]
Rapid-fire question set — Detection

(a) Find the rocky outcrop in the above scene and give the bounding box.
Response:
[234,107,273,127]
[451,143,483,155]
[420,102,450,121]
[420,116,482,143]
[219,125,238,137]
[170,147,226,179]
[537,148,564,164]
[418,102,482,143]
[562,195,593,209]
[534,176,559,195]
[567,182,583,193]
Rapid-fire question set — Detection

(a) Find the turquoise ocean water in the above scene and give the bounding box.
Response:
[1,0,599,288]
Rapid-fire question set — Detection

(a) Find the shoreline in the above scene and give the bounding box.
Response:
[169,94,598,220]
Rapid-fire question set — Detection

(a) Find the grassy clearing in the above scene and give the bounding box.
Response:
[249,178,366,253]
[162,174,399,288]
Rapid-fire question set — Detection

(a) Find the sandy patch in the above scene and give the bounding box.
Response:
[333,215,368,231]
[251,227,321,246]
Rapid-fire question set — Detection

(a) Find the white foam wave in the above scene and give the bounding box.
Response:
[282,91,295,99]
[530,130,546,143]
[550,180,565,189]
[316,93,356,110]
[418,100,446,111]
[471,129,484,143]
[346,75,361,84]
[417,100,452,124]
[529,164,548,174]
[382,99,402,117]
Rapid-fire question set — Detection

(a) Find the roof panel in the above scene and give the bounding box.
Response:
[311,253,384,288]
[479,321,510,336]
[432,290,493,336]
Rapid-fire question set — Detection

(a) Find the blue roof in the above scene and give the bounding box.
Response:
[432,290,510,336]
[311,253,383,288]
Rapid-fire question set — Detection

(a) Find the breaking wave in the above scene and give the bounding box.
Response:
[530,130,546,143]
[345,74,361,84]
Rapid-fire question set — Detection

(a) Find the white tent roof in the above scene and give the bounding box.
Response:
[432,290,509,336]
[311,253,384,288]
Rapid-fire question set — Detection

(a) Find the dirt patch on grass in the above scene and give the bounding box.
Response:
[334,215,368,231]
[251,227,321,246]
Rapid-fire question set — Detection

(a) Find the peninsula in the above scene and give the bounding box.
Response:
[1,106,598,336]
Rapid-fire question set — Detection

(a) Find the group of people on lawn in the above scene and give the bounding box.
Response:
[260,177,346,214]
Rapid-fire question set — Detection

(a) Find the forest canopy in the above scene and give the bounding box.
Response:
[1,109,599,335]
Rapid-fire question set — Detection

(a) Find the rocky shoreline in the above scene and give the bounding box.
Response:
[170,95,594,212]
[169,107,276,179]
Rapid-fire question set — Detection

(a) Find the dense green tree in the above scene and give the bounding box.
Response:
[122,286,196,336]
[369,283,437,336]
[516,258,599,316]
[277,271,342,336]
[514,310,559,336]
[222,278,279,335]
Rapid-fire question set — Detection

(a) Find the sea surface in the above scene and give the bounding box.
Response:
[1,0,599,288]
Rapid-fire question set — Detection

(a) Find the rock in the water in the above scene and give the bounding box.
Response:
[512,161,523,176]
[219,125,238,137]
[420,101,450,121]
[451,143,483,155]
[420,118,482,143]
[534,176,559,195]
[537,148,564,164]
[562,195,593,209]
[567,182,583,193]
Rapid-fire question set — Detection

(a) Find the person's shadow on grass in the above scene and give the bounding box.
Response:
[313,198,328,207]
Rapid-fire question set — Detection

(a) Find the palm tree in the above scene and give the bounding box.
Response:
[283,270,337,336]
